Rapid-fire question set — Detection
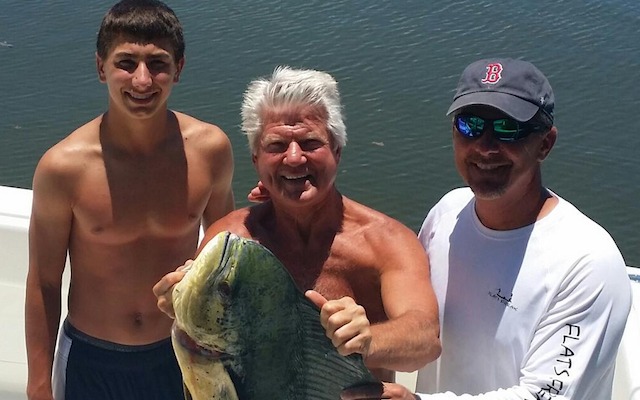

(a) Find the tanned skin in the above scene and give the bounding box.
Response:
[154,104,440,384]
[25,36,234,400]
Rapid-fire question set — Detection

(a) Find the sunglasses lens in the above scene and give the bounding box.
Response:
[493,119,521,141]
[455,115,546,141]
[455,115,484,138]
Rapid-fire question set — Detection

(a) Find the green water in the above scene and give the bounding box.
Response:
[0,0,638,266]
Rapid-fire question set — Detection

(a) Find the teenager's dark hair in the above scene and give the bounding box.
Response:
[96,0,184,62]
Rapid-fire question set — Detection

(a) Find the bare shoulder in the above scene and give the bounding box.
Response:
[199,207,252,248]
[173,111,231,150]
[204,202,279,241]
[211,207,252,233]
[340,196,427,274]
[34,117,102,185]
[342,196,418,243]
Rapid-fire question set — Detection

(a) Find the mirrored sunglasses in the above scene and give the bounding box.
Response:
[454,114,548,142]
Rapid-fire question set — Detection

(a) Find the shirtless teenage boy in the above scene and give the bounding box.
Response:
[25,1,234,399]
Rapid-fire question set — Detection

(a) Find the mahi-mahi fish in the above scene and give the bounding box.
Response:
[171,231,382,400]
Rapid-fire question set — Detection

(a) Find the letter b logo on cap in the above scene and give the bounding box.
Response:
[481,63,503,84]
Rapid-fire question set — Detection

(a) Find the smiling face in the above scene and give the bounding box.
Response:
[252,104,341,207]
[96,36,183,119]
[453,105,556,201]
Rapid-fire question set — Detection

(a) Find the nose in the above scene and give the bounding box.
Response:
[132,62,152,89]
[283,142,306,166]
[475,126,501,154]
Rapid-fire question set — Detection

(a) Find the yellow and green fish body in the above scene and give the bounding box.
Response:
[171,231,381,400]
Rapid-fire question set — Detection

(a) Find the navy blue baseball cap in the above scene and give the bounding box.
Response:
[447,58,554,123]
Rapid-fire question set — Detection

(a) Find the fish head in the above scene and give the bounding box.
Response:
[172,231,247,360]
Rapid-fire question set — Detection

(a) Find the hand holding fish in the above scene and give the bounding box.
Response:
[153,260,193,319]
[306,290,373,358]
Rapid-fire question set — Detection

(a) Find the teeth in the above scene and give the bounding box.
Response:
[129,92,153,100]
[284,174,307,180]
[475,163,500,170]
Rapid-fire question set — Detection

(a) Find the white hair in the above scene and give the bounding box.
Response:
[241,66,347,153]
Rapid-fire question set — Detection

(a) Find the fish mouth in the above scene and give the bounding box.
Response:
[173,326,230,360]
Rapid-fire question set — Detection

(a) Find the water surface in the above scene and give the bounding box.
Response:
[0,0,638,265]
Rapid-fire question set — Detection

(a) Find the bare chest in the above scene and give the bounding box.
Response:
[71,156,210,242]
[271,240,384,317]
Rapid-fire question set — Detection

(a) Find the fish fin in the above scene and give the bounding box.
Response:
[296,296,381,400]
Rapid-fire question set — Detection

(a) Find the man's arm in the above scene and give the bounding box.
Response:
[365,219,441,372]
[307,218,441,373]
[25,152,73,400]
[406,251,631,399]
[200,126,235,231]
[509,251,631,400]
[344,382,535,400]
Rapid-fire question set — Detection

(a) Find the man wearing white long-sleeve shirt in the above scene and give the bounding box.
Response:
[343,58,631,399]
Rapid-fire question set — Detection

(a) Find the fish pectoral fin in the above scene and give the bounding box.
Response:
[340,382,384,400]
[183,383,193,400]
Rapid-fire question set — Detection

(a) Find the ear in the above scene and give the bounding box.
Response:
[251,153,258,166]
[538,126,557,161]
[334,146,342,163]
[96,52,106,83]
[174,57,185,83]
